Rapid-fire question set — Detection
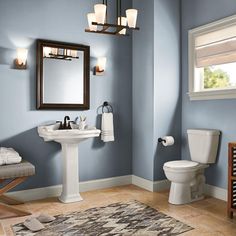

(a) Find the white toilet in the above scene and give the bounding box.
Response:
[163,129,220,205]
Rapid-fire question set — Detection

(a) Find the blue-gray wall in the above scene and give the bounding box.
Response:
[153,0,181,181]
[0,0,133,190]
[181,0,236,189]
[132,0,155,181]
[132,0,181,182]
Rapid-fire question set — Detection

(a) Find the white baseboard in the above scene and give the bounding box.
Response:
[7,175,167,202]
[80,175,132,192]
[153,179,171,192]
[6,175,226,202]
[6,185,61,202]
[131,176,170,192]
[6,175,132,202]
[131,175,154,191]
[131,176,227,201]
[204,184,227,201]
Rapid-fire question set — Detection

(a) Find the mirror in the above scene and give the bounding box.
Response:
[36,39,90,109]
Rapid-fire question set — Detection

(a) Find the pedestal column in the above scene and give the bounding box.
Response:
[58,143,83,203]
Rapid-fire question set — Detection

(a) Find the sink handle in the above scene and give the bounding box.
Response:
[56,121,63,129]
[74,117,79,124]
[69,121,75,129]
[56,120,62,129]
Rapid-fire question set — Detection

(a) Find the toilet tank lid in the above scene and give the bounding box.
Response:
[187,129,220,136]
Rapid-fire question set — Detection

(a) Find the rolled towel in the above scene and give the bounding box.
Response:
[0,147,22,166]
[101,113,115,142]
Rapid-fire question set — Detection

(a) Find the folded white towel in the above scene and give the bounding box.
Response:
[0,147,22,166]
[0,147,18,155]
[101,113,115,142]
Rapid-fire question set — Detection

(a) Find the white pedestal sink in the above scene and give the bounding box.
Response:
[38,123,101,203]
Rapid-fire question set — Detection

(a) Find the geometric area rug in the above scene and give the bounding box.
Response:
[12,201,194,236]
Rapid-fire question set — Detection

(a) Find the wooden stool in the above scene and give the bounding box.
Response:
[0,160,35,219]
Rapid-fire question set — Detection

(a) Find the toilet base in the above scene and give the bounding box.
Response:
[169,182,191,204]
[168,182,204,205]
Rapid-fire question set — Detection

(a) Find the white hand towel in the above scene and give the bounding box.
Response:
[0,147,22,165]
[101,113,115,142]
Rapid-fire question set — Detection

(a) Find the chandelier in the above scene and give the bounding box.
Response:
[85,0,139,36]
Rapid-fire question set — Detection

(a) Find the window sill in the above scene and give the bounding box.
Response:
[188,89,236,101]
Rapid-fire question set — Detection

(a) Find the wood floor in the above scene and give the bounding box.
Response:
[0,185,236,235]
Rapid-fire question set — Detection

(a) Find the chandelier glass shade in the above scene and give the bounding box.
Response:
[85,0,139,36]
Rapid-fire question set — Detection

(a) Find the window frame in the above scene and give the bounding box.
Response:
[188,14,236,101]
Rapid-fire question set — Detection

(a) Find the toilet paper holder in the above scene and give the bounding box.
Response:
[158,138,166,143]
[158,136,175,146]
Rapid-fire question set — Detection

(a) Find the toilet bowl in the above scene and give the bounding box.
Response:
[163,129,220,205]
[163,160,208,204]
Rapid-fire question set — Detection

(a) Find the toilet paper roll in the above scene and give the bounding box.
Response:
[162,136,174,146]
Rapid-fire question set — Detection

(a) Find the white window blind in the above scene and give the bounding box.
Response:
[195,24,236,68]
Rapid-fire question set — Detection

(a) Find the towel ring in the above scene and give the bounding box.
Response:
[97,101,113,114]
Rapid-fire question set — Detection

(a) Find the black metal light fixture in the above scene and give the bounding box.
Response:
[85,0,139,36]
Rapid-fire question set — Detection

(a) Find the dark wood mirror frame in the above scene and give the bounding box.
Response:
[36,39,90,110]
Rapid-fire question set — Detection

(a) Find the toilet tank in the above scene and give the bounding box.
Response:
[187,129,220,164]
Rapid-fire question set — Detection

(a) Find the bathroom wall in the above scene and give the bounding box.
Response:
[132,0,155,181]
[132,0,181,181]
[0,0,133,190]
[153,0,181,181]
[181,0,236,189]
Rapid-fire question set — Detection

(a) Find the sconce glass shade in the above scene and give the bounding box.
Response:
[94,4,107,24]
[87,13,97,31]
[126,9,138,28]
[43,47,51,57]
[16,48,28,65]
[117,17,127,35]
[97,57,107,71]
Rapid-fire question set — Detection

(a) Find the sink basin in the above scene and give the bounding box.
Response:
[38,123,101,144]
[38,123,101,203]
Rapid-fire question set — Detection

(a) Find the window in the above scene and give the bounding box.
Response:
[188,14,236,100]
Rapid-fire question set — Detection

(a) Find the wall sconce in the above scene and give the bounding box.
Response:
[15,48,28,69]
[94,57,107,76]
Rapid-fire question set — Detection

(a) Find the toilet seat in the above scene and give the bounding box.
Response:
[164,160,199,171]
